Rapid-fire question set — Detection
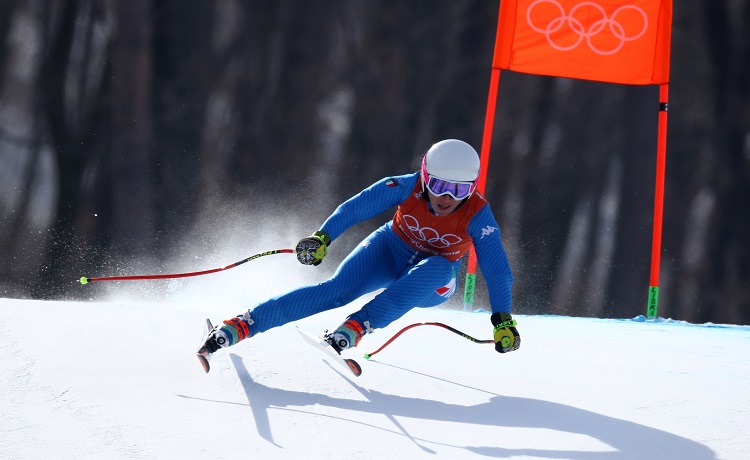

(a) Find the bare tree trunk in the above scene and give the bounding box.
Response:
[33,0,87,298]
[679,0,750,324]
[551,193,593,313]
[608,85,658,318]
[710,0,750,324]
[589,155,622,313]
[0,122,42,271]
[109,0,155,262]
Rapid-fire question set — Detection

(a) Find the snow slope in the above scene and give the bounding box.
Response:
[1,296,748,460]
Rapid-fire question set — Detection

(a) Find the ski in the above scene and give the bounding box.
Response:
[296,327,362,377]
[196,318,214,373]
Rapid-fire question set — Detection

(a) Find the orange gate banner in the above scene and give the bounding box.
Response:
[493,0,672,85]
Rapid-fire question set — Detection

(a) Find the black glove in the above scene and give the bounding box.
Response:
[491,312,520,353]
[295,230,331,266]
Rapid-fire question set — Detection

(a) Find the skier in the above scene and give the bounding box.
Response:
[198,139,519,365]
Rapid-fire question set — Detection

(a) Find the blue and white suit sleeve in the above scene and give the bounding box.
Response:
[468,205,514,314]
[319,173,418,243]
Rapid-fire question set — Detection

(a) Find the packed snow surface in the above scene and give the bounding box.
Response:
[1,296,748,459]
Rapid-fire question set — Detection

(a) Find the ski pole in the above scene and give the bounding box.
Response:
[79,248,294,284]
[363,322,493,359]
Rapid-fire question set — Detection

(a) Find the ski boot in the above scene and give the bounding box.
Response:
[325,317,371,354]
[196,313,253,373]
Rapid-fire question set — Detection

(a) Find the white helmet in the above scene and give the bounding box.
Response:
[421,139,480,199]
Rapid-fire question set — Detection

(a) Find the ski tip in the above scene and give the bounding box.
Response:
[197,352,211,373]
[345,358,362,377]
[197,319,214,374]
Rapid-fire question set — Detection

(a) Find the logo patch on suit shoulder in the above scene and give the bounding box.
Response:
[385,178,399,187]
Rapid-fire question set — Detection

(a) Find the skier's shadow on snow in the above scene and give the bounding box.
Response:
[196,353,716,459]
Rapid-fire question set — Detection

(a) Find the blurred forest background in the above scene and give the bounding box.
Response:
[0,0,748,325]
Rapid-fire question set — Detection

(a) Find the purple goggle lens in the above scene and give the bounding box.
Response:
[426,177,475,200]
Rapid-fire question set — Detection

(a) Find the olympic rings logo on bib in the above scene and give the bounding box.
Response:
[526,0,648,56]
[403,215,462,249]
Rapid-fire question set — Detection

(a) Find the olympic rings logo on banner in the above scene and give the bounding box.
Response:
[526,0,649,55]
[402,214,462,248]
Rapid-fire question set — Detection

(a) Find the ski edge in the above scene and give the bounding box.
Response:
[296,327,362,377]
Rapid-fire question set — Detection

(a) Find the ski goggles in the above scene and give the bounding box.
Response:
[424,176,476,200]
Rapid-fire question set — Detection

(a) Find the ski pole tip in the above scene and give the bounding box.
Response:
[79,277,89,285]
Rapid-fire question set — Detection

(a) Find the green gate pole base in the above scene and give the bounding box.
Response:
[463,273,476,312]
[647,286,659,319]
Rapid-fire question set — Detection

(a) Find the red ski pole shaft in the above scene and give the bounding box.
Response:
[79,248,294,284]
[364,322,492,359]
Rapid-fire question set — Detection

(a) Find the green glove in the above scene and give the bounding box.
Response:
[295,230,331,266]
[491,312,520,353]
